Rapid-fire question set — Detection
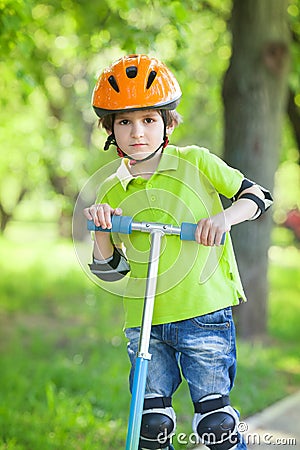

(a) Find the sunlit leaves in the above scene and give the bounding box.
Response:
[0,0,34,54]
[0,0,298,233]
[288,0,300,92]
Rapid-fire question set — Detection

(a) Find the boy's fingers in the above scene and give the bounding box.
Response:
[88,204,105,228]
[194,222,201,244]
[103,207,112,229]
[198,219,210,246]
[83,207,93,220]
[196,218,223,246]
[84,204,122,230]
[95,205,105,228]
[214,230,224,246]
[206,229,214,247]
[195,220,206,244]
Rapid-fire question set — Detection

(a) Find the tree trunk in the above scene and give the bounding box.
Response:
[0,188,27,233]
[222,0,290,338]
[287,88,300,163]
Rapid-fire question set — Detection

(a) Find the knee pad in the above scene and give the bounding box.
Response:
[193,394,240,450]
[139,396,176,449]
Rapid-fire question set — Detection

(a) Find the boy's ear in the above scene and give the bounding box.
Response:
[166,124,175,136]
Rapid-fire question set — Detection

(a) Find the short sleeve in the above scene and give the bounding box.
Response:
[199,148,244,199]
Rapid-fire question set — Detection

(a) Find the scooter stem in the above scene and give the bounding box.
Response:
[125,229,164,450]
[138,230,164,358]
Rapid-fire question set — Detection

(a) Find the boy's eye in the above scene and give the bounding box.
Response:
[117,117,155,125]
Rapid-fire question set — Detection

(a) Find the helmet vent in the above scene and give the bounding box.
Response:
[126,66,138,78]
[108,75,120,92]
[146,70,157,89]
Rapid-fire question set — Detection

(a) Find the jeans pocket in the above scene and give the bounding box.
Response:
[189,308,233,355]
[124,326,140,340]
[191,308,232,331]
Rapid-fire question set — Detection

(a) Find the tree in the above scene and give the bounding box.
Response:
[0,0,191,234]
[222,0,291,338]
[287,0,300,164]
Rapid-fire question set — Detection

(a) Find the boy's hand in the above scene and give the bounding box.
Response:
[84,203,122,230]
[195,213,231,246]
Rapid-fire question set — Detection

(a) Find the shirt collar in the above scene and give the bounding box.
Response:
[116,145,179,191]
[116,159,133,191]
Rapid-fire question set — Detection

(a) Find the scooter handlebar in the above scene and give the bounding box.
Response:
[87,216,225,244]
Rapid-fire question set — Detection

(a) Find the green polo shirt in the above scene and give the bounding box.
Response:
[96,145,246,328]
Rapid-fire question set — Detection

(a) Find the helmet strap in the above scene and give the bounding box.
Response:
[103,115,117,151]
[126,138,169,166]
[104,133,117,150]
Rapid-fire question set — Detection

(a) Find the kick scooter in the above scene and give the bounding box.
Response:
[88,216,225,450]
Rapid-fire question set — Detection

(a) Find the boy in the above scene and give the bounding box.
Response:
[84,54,272,450]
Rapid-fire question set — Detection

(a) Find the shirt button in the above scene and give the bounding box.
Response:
[147,183,152,188]
[151,195,156,201]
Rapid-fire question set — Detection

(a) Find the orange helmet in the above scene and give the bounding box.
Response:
[92,54,181,118]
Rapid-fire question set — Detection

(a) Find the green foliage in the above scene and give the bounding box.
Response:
[1,0,299,233]
[0,0,234,233]
[268,245,300,341]
[288,0,300,93]
[0,0,34,56]
[1,0,300,234]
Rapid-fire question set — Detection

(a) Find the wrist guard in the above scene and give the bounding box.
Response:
[89,247,130,281]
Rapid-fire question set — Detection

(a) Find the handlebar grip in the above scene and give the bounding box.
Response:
[180,223,197,241]
[87,215,133,234]
[180,222,226,244]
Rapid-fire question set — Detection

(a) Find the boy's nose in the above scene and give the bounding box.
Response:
[131,121,144,138]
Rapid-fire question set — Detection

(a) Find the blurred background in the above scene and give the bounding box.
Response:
[0,0,299,449]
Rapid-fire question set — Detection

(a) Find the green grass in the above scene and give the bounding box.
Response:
[0,223,300,449]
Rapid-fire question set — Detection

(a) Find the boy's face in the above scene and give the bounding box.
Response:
[112,109,172,159]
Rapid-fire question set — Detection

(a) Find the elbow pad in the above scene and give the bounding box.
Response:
[232,178,273,220]
[89,247,130,282]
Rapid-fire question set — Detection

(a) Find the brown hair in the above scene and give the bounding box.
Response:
[98,109,182,132]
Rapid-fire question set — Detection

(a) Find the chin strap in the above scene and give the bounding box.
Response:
[125,137,169,166]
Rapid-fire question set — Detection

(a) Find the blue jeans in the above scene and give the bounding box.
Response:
[125,307,247,449]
